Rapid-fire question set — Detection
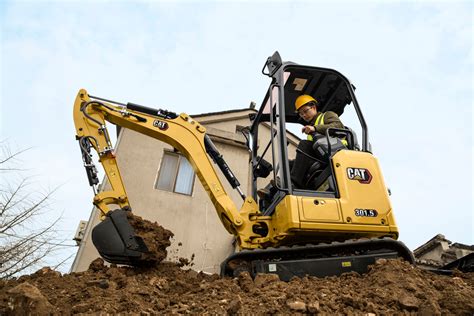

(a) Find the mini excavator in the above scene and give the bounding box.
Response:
[74,52,413,280]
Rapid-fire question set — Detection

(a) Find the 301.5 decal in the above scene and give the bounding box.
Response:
[354,209,378,217]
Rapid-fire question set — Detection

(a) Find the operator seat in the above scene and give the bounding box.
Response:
[304,128,359,191]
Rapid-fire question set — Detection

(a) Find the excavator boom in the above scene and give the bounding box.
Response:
[74,90,266,264]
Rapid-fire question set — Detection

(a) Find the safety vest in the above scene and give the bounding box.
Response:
[307,113,326,141]
[307,112,348,146]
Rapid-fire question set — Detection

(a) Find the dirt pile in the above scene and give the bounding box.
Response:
[1,218,473,314]
[127,213,173,265]
[1,258,473,315]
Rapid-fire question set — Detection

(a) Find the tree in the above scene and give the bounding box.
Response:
[0,141,71,278]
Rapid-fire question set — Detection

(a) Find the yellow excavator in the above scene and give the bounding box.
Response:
[74,52,413,280]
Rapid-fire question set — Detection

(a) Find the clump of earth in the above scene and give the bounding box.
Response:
[127,213,174,265]
[1,218,473,315]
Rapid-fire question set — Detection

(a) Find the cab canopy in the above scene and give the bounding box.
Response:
[259,52,356,124]
[255,51,368,152]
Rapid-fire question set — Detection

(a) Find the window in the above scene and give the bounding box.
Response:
[155,151,195,195]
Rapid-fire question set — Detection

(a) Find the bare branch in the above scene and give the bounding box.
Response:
[0,178,28,217]
[0,140,69,278]
[0,147,31,165]
[0,188,54,234]
[1,239,53,277]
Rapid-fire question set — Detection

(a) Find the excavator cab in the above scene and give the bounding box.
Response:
[249,51,365,214]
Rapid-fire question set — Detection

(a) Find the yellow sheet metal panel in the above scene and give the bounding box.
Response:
[332,150,394,227]
[300,197,342,222]
[272,195,301,234]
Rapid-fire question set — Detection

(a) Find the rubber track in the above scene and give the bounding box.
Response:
[220,237,414,277]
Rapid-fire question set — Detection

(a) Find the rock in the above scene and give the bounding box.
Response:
[307,301,320,313]
[88,258,106,272]
[375,258,387,265]
[287,300,306,312]
[86,279,109,289]
[237,271,254,292]
[154,299,167,311]
[452,277,466,288]
[227,298,242,314]
[366,301,376,313]
[340,271,361,279]
[254,273,280,288]
[149,277,169,291]
[199,281,210,291]
[341,293,357,307]
[398,293,419,310]
[105,266,122,279]
[72,302,93,313]
[186,269,199,279]
[405,282,418,292]
[7,282,54,315]
[418,300,441,316]
[432,280,445,290]
[33,267,61,277]
[177,303,190,312]
[148,276,158,286]
[97,279,109,289]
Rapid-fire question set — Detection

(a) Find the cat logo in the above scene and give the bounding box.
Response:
[153,119,168,131]
[346,167,372,184]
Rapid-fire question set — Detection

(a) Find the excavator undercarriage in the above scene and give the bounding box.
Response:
[222,238,414,281]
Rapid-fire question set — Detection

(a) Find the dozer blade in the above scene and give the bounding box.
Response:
[92,208,149,265]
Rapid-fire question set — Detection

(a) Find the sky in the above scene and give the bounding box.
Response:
[1,0,472,273]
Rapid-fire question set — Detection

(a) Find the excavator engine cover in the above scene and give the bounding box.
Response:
[91,208,149,265]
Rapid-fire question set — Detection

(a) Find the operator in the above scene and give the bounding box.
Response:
[290,94,345,189]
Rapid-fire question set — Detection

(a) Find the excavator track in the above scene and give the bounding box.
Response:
[221,238,414,281]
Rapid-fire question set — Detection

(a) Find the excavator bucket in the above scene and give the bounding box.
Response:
[91,208,149,265]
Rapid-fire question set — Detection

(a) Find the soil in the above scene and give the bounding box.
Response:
[127,213,173,265]
[1,218,473,315]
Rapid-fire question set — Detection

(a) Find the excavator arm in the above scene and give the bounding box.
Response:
[74,89,262,264]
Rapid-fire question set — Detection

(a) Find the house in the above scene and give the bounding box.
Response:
[70,107,299,273]
[413,234,474,269]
